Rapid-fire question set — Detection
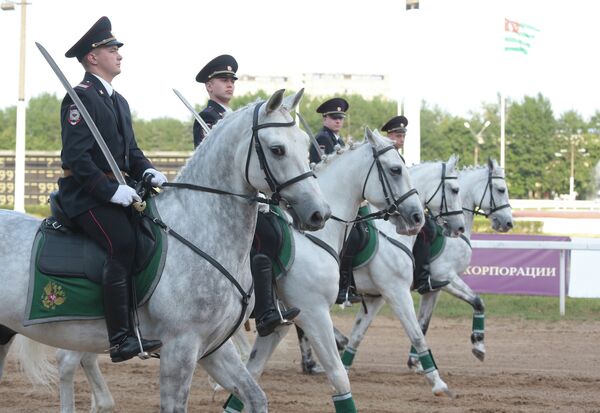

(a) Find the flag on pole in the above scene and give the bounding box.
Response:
[505,18,540,54]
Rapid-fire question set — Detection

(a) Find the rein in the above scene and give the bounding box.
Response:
[424,162,463,220]
[462,169,511,218]
[148,100,316,358]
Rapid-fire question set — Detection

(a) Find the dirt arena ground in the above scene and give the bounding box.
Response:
[2,314,600,412]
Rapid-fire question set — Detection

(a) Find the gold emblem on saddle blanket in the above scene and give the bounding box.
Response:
[41,281,66,310]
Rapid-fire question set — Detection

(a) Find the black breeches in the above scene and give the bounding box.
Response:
[74,203,136,273]
[413,215,436,271]
[251,211,281,260]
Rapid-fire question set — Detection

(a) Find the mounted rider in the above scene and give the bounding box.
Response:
[194,55,300,336]
[57,17,165,362]
[381,115,450,294]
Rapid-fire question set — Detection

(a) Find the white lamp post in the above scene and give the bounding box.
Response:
[555,133,587,200]
[464,120,491,165]
[2,0,29,212]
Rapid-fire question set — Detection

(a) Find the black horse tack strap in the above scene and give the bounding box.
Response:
[146,215,253,359]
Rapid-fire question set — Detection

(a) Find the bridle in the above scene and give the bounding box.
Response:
[244,101,316,205]
[359,145,419,221]
[462,168,511,218]
[424,162,463,220]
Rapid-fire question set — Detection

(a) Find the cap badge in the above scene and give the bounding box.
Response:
[227,65,232,71]
[337,107,341,111]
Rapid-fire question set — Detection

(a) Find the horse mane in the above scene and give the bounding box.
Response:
[310,139,365,172]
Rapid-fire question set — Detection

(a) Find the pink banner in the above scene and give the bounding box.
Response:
[461,234,571,296]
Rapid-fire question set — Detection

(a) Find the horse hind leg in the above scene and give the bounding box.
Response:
[409,290,441,372]
[0,324,18,380]
[342,295,385,370]
[296,325,325,375]
[80,352,115,412]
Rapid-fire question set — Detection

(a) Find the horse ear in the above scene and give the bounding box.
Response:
[447,154,458,171]
[265,89,285,114]
[487,157,494,171]
[365,127,376,145]
[282,88,304,113]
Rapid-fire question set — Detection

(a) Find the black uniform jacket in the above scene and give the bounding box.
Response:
[193,99,227,147]
[58,72,153,218]
[309,126,345,164]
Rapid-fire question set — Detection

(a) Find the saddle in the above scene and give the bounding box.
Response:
[38,192,157,284]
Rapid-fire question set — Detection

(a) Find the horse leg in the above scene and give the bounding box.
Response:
[0,324,17,380]
[443,277,486,361]
[56,349,81,413]
[201,338,268,413]
[341,295,385,369]
[159,335,202,413]
[296,310,357,413]
[80,352,115,413]
[295,325,325,375]
[57,349,115,413]
[409,290,441,371]
[382,287,450,397]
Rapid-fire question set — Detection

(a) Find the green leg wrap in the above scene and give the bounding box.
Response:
[341,346,357,367]
[333,392,357,413]
[409,345,418,359]
[223,394,244,413]
[418,349,438,374]
[472,313,485,334]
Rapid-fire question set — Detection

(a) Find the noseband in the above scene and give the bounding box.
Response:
[424,162,463,220]
[360,145,418,221]
[463,168,511,218]
[244,101,316,205]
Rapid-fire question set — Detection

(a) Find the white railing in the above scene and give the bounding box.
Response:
[471,239,600,315]
[510,199,600,211]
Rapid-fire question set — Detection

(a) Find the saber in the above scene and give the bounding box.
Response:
[36,42,145,211]
[172,88,210,135]
[297,113,324,161]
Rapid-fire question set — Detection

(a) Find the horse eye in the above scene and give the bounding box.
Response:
[451,187,459,194]
[390,167,402,175]
[497,187,506,194]
[270,145,285,157]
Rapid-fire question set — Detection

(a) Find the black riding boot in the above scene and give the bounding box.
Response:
[103,260,162,362]
[412,228,449,295]
[252,254,300,337]
[336,255,362,305]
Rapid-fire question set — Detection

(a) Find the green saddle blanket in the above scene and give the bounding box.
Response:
[24,198,168,326]
[267,206,295,280]
[429,223,446,262]
[351,207,446,268]
[352,206,379,269]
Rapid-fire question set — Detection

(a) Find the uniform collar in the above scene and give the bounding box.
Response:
[90,72,114,96]
[209,99,231,113]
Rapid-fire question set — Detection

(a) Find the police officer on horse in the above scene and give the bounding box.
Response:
[57,16,166,362]
[381,115,450,294]
[193,56,300,336]
[193,54,238,147]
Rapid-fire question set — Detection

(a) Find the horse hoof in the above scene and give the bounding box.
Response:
[434,388,455,399]
[472,345,486,361]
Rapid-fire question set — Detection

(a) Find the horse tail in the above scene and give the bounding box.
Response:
[13,335,57,389]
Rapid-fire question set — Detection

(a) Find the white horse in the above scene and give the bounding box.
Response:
[0,89,331,413]
[222,130,425,412]
[332,159,513,373]
[45,129,425,413]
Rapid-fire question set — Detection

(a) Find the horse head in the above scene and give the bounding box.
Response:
[362,128,424,236]
[484,158,513,232]
[420,155,466,237]
[244,89,331,231]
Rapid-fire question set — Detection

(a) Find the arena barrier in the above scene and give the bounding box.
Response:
[467,235,600,315]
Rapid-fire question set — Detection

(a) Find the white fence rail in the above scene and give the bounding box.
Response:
[510,199,600,211]
[470,239,600,315]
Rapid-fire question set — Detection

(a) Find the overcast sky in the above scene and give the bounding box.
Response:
[0,0,598,121]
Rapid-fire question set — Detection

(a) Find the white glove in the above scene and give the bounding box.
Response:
[110,185,142,207]
[143,168,168,187]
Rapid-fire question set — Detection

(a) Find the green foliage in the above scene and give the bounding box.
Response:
[332,293,600,322]
[0,91,598,199]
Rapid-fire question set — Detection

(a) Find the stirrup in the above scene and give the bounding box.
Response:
[133,326,151,360]
[275,300,294,325]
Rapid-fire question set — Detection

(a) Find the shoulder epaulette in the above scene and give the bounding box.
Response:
[75,81,91,90]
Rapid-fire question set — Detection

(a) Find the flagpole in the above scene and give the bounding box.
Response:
[500,93,505,169]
